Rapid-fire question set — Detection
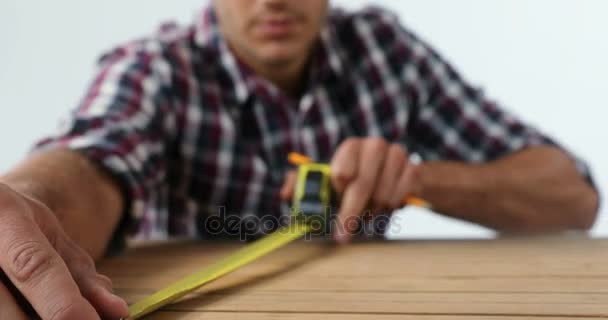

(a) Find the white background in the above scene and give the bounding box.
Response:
[1,0,606,238]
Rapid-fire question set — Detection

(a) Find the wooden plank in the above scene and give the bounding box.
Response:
[159,291,608,317]
[145,311,607,320]
[99,236,608,318]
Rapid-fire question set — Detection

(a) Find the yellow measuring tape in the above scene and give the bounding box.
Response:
[126,222,312,319]
[124,153,429,319]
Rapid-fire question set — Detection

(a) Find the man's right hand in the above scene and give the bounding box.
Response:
[0,183,128,320]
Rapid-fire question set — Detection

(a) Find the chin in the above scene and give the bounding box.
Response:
[260,56,297,68]
[256,43,308,67]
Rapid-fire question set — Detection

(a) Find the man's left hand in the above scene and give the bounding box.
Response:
[280,137,421,243]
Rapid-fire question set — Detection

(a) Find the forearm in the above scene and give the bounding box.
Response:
[0,149,124,260]
[417,146,599,232]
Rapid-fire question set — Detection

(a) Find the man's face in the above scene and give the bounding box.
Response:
[213,0,329,68]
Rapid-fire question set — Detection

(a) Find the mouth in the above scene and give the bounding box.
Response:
[253,16,300,39]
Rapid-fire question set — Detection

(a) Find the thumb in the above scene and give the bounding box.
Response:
[56,235,129,319]
[280,170,297,201]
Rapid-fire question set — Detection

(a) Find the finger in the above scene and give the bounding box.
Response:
[388,161,421,208]
[330,138,361,194]
[94,273,113,293]
[334,139,388,244]
[370,144,407,210]
[280,170,297,201]
[57,236,129,320]
[78,275,129,320]
[0,281,29,320]
[0,214,100,320]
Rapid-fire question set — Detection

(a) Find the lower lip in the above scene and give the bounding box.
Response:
[255,21,296,38]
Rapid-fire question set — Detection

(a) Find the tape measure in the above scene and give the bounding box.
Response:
[125,222,312,319]
[124,153,428,319]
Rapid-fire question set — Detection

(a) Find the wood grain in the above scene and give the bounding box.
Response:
[99,235,608,319]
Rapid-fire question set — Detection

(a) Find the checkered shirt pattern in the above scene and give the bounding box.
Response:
[35,6,594,242]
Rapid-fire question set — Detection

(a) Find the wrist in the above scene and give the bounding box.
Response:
[416,161,492,208]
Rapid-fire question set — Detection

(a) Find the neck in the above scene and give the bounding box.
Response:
[230,47,312,98]
[259,58,310,97]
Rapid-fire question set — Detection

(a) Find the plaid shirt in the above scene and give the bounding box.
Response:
[37,6,593,242]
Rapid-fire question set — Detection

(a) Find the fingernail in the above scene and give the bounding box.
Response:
[105,289,128,307]
[114,294,128,306]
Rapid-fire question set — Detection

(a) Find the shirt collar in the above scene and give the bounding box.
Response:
[194,6,250,104]
[193,6,344,104]
[315,17,344,80]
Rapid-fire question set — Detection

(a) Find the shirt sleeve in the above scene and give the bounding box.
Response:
[362,8,596,188]
[34,40,178,243]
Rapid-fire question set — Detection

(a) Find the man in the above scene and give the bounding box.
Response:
[0,0,599,319]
